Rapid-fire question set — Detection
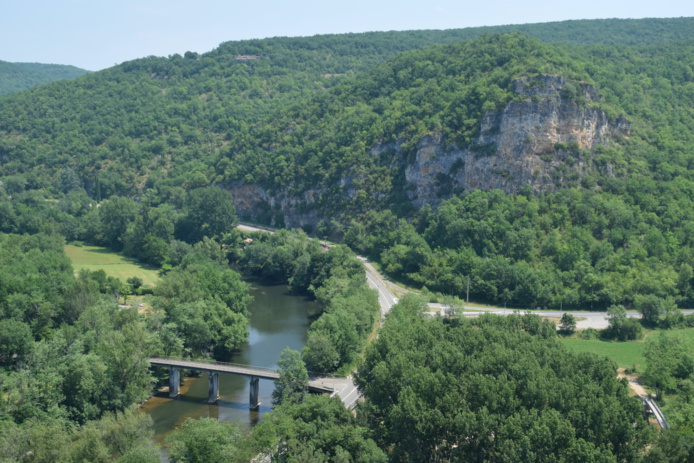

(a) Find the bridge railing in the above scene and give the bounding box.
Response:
[148,356,279,374]
[148,355,345,379]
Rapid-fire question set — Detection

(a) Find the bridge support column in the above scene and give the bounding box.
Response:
[208,371,219,403]
[169,367,180,398]
[250,376,260,410]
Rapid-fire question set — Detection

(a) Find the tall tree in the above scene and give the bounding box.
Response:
[97,196,138,251]
[272,348,308,406]
[178,187,236,243]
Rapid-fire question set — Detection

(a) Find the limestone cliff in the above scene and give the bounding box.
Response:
[231,75,629,226]
[402,75,629,208]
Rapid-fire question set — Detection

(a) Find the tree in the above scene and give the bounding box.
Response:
[302,330,340,373]
[604,304,642,341]
[678,263,693,301]
[249,396,387,463]
[126,276,143,291]
[166,417,242,463]
[165,298,248,358]
[178,187,236,243]
[641,429,694,463]
[59,167,82,193]
[272,348,308,406]
[0,319,33,364]
[644,332,694,397]
[98,196,138,250]
[635,294,666,325]
[559,313,576,333]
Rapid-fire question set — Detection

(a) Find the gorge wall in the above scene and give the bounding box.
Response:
[231,75,630,227]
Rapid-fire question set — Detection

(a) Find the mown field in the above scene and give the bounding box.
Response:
[560,328,694,374]
[560,338,647,372]
[64,244,160,287]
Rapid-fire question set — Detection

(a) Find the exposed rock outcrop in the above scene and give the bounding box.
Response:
[403,75,629,208]
[231,75,629,225]
[230,182,324,229]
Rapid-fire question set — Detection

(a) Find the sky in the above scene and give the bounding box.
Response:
[1,0,693,71]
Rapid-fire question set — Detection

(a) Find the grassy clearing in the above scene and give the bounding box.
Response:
[560,328,694,374]
[65,244,161,287]
[559,338,647,372]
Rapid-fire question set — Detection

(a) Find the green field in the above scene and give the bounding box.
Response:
[65,244,160,287]
[560,328,694,373]
[559,338,647,372]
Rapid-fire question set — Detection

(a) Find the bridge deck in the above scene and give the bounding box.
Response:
[149,358,335,394]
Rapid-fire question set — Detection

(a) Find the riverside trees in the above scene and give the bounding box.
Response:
[238,229,379,374]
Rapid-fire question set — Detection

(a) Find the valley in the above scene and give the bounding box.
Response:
[2,16,694,462]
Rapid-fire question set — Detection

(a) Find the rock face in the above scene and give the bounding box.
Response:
[403,75,629,208]
[230,182,324,229]
[231,75,629,226]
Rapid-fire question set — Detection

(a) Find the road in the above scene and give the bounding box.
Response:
[360,257,399,320]
[425,305,694,329]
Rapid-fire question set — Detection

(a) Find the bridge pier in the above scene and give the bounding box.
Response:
[208,371,219,403]
[250,376,260,410]
[169,367,180,398]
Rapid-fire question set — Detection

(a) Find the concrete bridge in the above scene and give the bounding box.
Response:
[149,357,336,409]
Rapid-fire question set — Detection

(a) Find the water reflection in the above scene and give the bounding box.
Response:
[142,280,320,445]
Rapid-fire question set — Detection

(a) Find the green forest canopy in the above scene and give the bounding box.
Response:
[0,60,89,95]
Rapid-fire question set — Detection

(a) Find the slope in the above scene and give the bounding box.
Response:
[0,61,89,95]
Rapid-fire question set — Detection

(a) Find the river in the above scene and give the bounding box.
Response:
[141,279,321,446]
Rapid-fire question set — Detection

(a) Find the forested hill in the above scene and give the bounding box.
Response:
[3,19,694,311]
[0,19,689,202]
[0,61,89,95]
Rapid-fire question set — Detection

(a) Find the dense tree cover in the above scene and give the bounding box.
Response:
[0,18,692,201]
[0,237,160,460]
[0,407,159,462]
[0,231,253,460]
[166,417,243,463]
[1,23,694,314]
[0,185,237,270]
[355,295,653,462]
[638,331,694,461]
[641,428,694,463]
[237,229,379,373]
[175,186,237,243]
[644,332,694,400]
[3,17,694,460]
[244,395,387,463]
[0,233,75,337]
[0,60,88,95]
[344,184,694,310]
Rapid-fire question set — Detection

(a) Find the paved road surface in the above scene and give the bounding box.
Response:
[426,304,694,329]
[360,257,398,320]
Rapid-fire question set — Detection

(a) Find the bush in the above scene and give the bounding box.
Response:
[603,318,643,341]
[579,328,600,340]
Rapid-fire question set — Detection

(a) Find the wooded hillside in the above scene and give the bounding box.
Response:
[0,61,88,95]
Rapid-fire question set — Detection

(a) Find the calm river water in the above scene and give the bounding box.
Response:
[141,279,321,446]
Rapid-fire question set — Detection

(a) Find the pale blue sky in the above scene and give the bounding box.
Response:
[1,0,692,71]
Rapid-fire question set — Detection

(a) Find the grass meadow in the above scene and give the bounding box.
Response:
[559,338,647,372]
[64,244,160,287]
[560,328,694,374]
